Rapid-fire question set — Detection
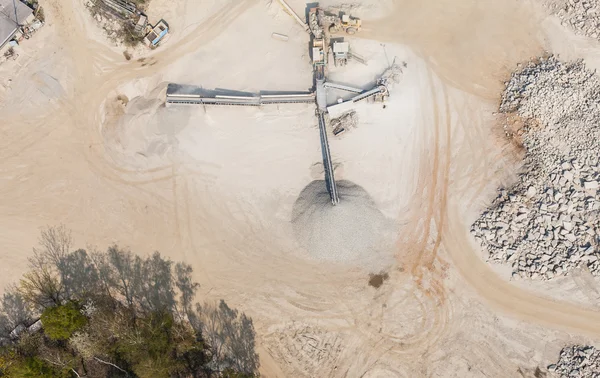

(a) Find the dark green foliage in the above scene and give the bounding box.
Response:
[6,357,69,377]
[41,302,87,341]
[117,311,181,377]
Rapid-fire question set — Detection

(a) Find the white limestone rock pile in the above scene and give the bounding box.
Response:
[548,345,600,377]
[471,56,600,280]
[544,0,600,40]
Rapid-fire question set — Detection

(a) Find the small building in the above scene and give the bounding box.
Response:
[144,19,169,47]
[0,0,34,51]
[332,41,349,66]
[311,38,326,66]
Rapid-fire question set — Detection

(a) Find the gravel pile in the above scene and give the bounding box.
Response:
[291,180,395,270]
[548,345,600,377]
[471,56,600,280]
[544,0,600,40]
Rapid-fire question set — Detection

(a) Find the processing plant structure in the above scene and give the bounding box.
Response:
[166,2,401,205]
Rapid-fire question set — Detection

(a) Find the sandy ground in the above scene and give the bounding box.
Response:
[4,0,600,376]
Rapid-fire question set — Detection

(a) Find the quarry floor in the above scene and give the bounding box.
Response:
[3,0,600,376]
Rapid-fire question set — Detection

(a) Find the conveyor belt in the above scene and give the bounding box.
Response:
[352,85,387,103]
[317,112,339,205]
[323,82,363,94]
[166,93,315,106]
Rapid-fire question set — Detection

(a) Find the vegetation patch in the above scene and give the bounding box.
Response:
[0,226,259,377]
[40,302,87,340]
[86,0,148,47]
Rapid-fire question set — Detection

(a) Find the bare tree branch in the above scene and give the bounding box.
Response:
[30,225,72,270]
[18,266,63,308]
[39,225,72,265]
[93,357,129,376]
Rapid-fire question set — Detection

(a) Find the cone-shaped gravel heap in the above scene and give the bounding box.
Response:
[292,180,395,269]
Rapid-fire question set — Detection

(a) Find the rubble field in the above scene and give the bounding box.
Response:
[549,345,600,377]
[544,0,600,40]
[471,56,600,280]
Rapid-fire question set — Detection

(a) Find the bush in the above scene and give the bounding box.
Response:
[6,357,68,377]
[40,302,87,341]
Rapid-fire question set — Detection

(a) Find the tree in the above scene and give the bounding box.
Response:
[33,225,72,270]
[56,249,101,301]
[18,267,63,310]
[17,225,71,310]
[174,263,199,319]
[196,301,259,375]
[0,287,33,337]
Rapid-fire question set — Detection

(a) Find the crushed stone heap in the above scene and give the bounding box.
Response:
[548,345,600,377]
[544,0,600,40]
[471,56,600,280]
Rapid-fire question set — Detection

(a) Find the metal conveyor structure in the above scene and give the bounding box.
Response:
[323,81,363,94]
[317,112,339,205]
[166,91,316,107]
[351,85,388,103]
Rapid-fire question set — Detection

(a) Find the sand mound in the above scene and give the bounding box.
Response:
[291,180,396,269]
[102,91,194,168]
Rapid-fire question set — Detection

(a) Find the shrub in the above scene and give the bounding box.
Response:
[40,302,87,341]
[6,356,67,377]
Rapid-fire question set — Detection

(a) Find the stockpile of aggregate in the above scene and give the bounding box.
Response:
[471,56,600,280]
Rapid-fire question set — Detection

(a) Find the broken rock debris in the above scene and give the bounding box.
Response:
[471,56,600,280]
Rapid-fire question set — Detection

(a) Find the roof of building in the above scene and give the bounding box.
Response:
[333,42,349,53]
[0,0,33,47]
[144,19,169,45]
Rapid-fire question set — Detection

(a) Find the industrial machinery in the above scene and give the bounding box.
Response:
[330,111,357,136]
[309,7,362,36]
[308,6,324,38]
[167,3,401,207]
[328,13,362,35]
